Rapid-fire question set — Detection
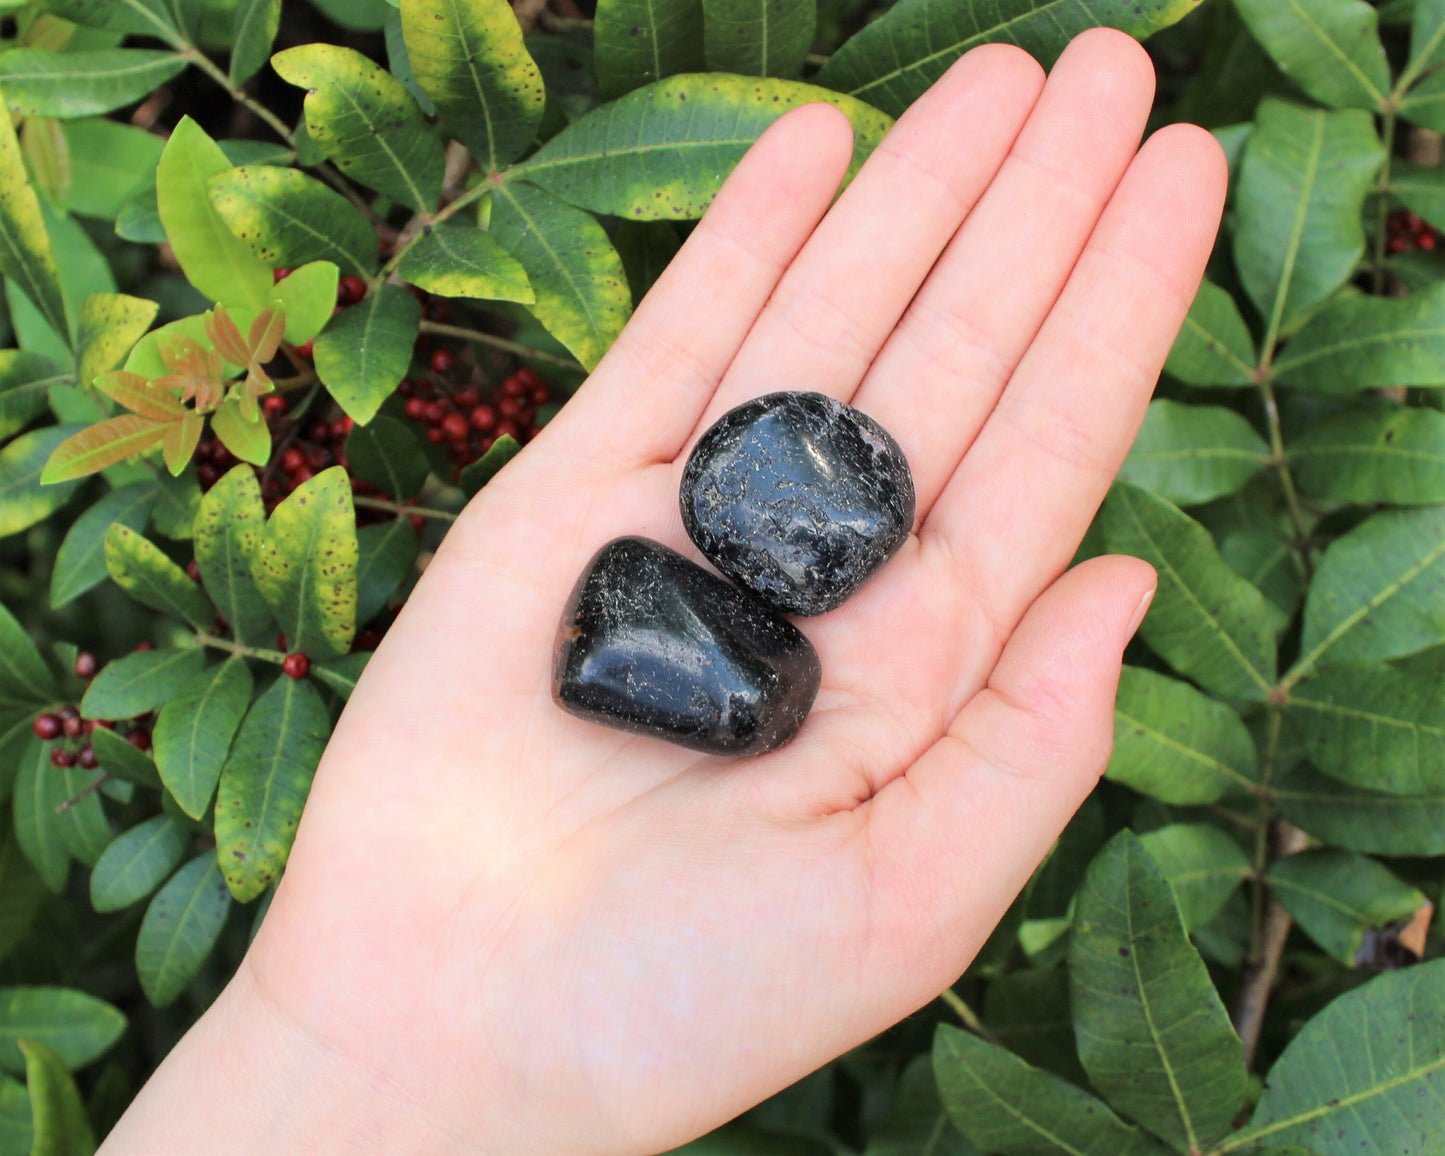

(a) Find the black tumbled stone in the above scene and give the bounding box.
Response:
[681,392,915,616]
[552,537,822,756]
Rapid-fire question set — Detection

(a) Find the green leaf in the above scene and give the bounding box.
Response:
[1233,99,1384,341]
[1197,480,1309,624]
[250,466,358,658]
[1400,0,1445,129]
[104,523,214,629]
[982,970,1085,1088]
[0,600,58,708]
[135,851,231,1007]
[18,1040,94,1156]
[1137,823,1253,933]
[814,0,1198,118]
[520,74,891,221]
[1272,283,1445,392]
[0,1073,30,1156]
[1290,402,1445,504]
[1119,400,1271,507]
[864,1054,978,1156]
[0,81,68,343]
[0,988,124,1075]
[355,518,418,624]
[0,427,82,539]
[153,657,253,819]
[89,815,189,913]
[491,182,630,371]
[210,397,271,468]
[0,49,187,118]
[148,467,201,540]
[22,115,69,207]
[1385,160,1445,236]
[594,0,705,99]
[702,0,814,78]
[1165,279,1258,388]
[0,830,46,965]
[1287,651,1445,795]
[40,415,170,484]
[344,415,428,499]
[53,765,110,867]
[1293,505,1445,675]
[12,741,67,893]
[269,260,340,345]
[0,351,67,439]
[1237,961,1445,1152]
[87,727,161,790]
[271,44,444,213]
[230,0,281,85]
[1268,849,1428,966]
[615,218,680,304]
[49,484,154,608]
[75,292,158,390]
[311,651,369,700]
[396,223,533,303]
[1069,831,1247,1152]
[1109,666,1258,804]
[457,432,521,496]
[1101,484,1278,702]
[1275,763,1445,855]
[214,675,330,901]
[194,464,272,646]
[1232,0,1389,111]
[313,284,421,426]
[37,0,183,45]
[399,0,546,171]
[932,1025,1169,1156]
[156,117,274,312]
[80,648,206,722]
[209,165,377,279]
[309,0,394,30]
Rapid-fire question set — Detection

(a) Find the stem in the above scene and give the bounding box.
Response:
[374,182,495,286]
[1256,374,1313,579]
[56,773,111,814]
[354,496,457,522]
[937,988,999,1044]
[418,321,580,370]
[182,48,380,225]
[1232,821,1309,1070]
[1373,110,1398,296]
[195,632,287,665]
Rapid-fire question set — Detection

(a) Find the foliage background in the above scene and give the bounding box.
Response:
[1,0,1445,1153]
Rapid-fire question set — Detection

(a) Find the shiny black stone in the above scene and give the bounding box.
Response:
[680,391,915,616]
[552,537,822,756]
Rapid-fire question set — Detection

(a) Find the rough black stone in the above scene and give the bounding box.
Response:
[680,392,915,616]
[552,537,822,756]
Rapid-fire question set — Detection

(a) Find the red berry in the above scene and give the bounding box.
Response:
[455,385,480,408]
[212,444,234,469]
[33,714,61,741]
[398,378,416,397]
[355,628,383,651]
[307,446,330,470]
[425,299,451,323]
[516,367,542,388]
[337,276,367,306]
[50,747,77,769]
[530,385,551,405]
[262,395,288,418]
[426,427,445,444]
[126,729,151,752]
[448,444,471,465]
[197,463,220,488]
[495,419,521,441]
[77,744,98,770]
[58,705,79,722]
[502,375,527,399]
[290,466,314,487]
[83,719,96,735]
[296,340,315,360]
[478,435,496,452]
[134,641,155,652]
[282,447,306,473]
[332,417,354,441]
[424,400,448,425]
[469,404,497,432]
[410,514,426,533]
[307,421,331,444]
[441,413,470,442]
[498,396,522,420]
[404,397,429,421]
[95,718,115,730]
[277,633,287,651]
[430,348,457,375]
[187,559,202,583]
[1421,233,1438,252]
[74,652,98,679]
[1389,236,1410,254]
[282,653,310,679]
[62,714,85,739]
[273,268,294,283]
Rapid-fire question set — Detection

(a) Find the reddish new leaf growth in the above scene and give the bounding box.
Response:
[155,332,227,411]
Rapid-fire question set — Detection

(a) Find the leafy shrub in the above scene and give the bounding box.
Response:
[0,0,1442,1153]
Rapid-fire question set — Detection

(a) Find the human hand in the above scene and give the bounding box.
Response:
[102,28,1225,1156]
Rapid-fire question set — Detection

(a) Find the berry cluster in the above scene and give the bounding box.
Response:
[1386,209,1440,255]
[31,650,153,769]
[400,365,551,479]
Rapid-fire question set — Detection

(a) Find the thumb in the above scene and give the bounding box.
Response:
[860,554,1156,992]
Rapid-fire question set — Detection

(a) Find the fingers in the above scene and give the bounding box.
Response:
[856,555,1156,981]
[684,44,1046,444]
[550,103,856,469]
[849,29,1156,520]
[924,123,1227,632]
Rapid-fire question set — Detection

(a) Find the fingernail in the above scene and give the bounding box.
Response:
[1126,587,1156,638]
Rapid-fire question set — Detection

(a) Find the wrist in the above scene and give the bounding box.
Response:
[99,958,471,1155]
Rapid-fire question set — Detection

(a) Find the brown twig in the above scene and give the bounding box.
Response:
[56,773,111,813]
[1232,821,1309,1068]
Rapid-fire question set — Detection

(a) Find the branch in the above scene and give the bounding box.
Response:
[1232,821,1309,1068]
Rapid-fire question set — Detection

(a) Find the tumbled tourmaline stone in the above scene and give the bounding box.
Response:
[552,537,821,756]
[680,391,915,616]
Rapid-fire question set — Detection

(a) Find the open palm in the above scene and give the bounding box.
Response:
[104,28,1225,1156]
